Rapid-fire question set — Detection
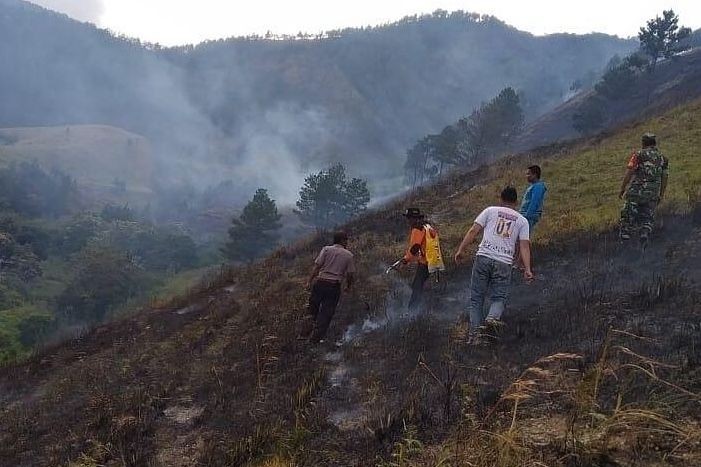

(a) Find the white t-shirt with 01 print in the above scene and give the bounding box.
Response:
[474,206,530,266]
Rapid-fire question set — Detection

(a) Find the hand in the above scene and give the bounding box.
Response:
[454,250,464,264]
[305,280,313,290]
[523,269,534,283]
[618,190,625,200]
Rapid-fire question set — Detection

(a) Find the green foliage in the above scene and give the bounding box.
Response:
[405,87,524,184]
[462,87,524,162]
[573,97,607,135]
[0,231,42,284]
[100,203,135,222]
[59,214,103,257]
[57,247,146,324]
[97,223,198,272]
[638,10,692,70]
[60,214,198,272]
[18,314,55,348]
[296,165,370,228]
[223,189,282,262]
[0,283,23,310]
[404,137,435,187]
[0,306,50,363]
[575,51,652,134]
[595,63,637,100]
[0,162,77,218]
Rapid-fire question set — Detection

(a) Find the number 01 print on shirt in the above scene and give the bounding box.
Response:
[494,214,515,239]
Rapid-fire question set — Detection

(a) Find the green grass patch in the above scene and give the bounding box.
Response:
[0,305,52,363]
[431,99,701,250]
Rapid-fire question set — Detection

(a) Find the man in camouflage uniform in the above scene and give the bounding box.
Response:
[618,133,669,244]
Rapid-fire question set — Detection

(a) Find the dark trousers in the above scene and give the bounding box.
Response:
[408,263,430,310]
[308,280,341,341]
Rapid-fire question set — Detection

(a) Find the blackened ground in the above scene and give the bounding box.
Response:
[305,209,701,466]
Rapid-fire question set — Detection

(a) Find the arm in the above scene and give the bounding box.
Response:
[619,169,634,199]
[345,272,354,292]
[454,223,483,264]
[525,184,545,219]
[659,166,669,201]
[619,153,638,199]
[519,240,534,282]
[307,264,321,289]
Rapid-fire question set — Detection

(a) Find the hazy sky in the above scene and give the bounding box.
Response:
[30,1,701,46]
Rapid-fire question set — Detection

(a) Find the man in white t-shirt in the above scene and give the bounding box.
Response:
[454,187,534,343]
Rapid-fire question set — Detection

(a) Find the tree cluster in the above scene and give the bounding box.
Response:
[0,162,78,218]
[405,87,524,186]
[223,165,371,262]
[573,10,692,135]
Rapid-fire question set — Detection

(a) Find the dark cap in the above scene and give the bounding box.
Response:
[403,208,425,218]
[642,132,656,146]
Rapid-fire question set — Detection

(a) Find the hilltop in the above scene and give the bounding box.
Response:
[1,90,700,466]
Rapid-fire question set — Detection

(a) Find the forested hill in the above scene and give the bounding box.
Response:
[0,1,634,193]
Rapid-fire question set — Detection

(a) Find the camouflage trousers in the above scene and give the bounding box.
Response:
[620,199,657,237]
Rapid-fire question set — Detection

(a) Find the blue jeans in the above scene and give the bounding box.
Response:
[469,255,512,335]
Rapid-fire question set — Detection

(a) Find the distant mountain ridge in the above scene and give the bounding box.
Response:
[0,0,635,199]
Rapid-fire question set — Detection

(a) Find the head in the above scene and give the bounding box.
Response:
[641,133,657,148]
[403,208,426,227]
[526,165,541,183]
[500,186,518,206]
[333,231,349,247]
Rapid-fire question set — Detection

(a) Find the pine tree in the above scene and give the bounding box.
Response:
[223,189,282,262]
[639,10,691,71]
[296,164,370,228]
[463,87,524,163]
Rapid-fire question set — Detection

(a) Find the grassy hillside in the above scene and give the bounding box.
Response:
[0,125,154,205]
[1,100,700,466]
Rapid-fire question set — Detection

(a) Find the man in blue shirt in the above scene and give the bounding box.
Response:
[520,165,547,231]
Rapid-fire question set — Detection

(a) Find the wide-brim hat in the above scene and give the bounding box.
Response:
[403,208,425,218]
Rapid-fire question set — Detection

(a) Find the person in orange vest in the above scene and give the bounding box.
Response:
[400,208,431,310]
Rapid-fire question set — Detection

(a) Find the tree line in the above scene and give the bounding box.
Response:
[573,10,692,135]
[404,87,524,186]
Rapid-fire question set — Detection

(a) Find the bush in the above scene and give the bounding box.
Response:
[57,247,146,324]
[18,314,55,348]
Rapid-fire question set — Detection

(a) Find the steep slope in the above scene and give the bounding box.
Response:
[0,1,634,195]
[1,95,700,465]
[515,47,701,150]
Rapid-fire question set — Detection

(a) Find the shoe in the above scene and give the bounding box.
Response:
[484,318,505,333]
[478,320,504,342]
[466,334,482,346]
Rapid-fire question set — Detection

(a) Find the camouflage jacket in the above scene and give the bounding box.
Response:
[626,147,669,202]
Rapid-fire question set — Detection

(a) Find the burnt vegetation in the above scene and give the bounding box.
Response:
[1,96,700,465]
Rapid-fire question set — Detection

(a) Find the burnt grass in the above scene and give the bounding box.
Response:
[0,163,700,466]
